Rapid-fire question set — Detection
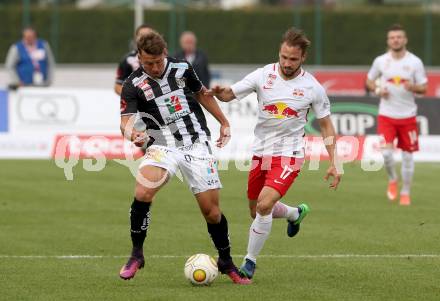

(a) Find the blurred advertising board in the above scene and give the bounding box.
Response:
[0,88,439,162]
[313,70,440,98]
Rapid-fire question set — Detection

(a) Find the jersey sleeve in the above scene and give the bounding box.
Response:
[367,57,381,81]
[312,84,331,119]
[231,68,261,100]
[116,59,133,85]
[184,62,203,93]
[120,80,138,115]
[414,58,428,85]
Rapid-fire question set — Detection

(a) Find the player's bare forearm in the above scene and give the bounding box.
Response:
[206,85,236,102]
[120,115,132,139]
[196,89,229,126]
[405,83,427,95]
[114,83,123,95]
[197,88,231,147]
[365,79,376,92]
[120,115,148,147]
[120,115,141,140]
[318,116,337,163]
[217,87,235,102]
[318,116,341,189]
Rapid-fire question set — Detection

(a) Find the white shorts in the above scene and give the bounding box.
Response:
[139,142,222,194]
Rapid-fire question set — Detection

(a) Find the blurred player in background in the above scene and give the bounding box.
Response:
[118,31,250,285]
[174,31,211,88]
[366,24,427,206]
[114,24,154,95]
[208,27,341,279]
[5,27,55,89]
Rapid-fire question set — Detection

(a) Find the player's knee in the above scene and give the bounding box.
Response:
[200,204,221,223]
[382,148,394,160]
[135,186,155,202]
[401,151,414,168]
[256,199,273,215]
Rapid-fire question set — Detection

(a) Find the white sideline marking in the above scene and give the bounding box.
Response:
[0,254,439,259]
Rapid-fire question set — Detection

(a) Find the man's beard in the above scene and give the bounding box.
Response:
[391,45,404,52]
[281,65,301,78]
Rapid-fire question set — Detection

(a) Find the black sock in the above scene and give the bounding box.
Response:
[207,214,232,261]
[130,198,151,256]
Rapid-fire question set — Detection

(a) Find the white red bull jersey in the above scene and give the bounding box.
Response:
[367,51,427,119]
[231,63,331,157]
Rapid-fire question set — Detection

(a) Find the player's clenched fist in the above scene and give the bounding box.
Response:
[131,130,149,147]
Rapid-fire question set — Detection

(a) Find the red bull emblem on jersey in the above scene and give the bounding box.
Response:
[262,102,299,119]
[293,88,305,97]
[386,76,409,86]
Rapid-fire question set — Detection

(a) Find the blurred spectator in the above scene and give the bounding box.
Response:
[175,31,211,88]
[5,27,55,89]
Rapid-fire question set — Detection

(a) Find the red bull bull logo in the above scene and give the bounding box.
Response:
[262,102,299,119]
[386,76,409,86]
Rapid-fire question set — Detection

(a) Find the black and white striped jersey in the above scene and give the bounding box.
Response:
[120,57,211,148]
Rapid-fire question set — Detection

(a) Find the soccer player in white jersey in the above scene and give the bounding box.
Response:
[366,24,427,206]
[207,28,341,279]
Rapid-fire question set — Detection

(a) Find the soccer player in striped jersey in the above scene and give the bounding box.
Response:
[208,27,341,279]
[366,24,427,206]
[114,24,156,155]
[118,31,250,285]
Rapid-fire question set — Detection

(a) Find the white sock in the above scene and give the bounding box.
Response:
[401,151,414,195]
[272,201,299,221]
[382,148,397,181]
[245,213,272,263]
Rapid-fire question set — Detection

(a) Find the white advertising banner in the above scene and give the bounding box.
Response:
[9,87,120,134]
[0,134,54,159]
[1,87,440,161]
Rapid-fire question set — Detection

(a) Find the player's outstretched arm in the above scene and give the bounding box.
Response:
[205,85,236,102]
[318,116,342,190]
[196,87,231,148]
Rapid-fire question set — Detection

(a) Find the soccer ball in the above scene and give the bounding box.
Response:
[184,254,218,285]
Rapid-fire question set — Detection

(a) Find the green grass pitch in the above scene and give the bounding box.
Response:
[1,160,439,300]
